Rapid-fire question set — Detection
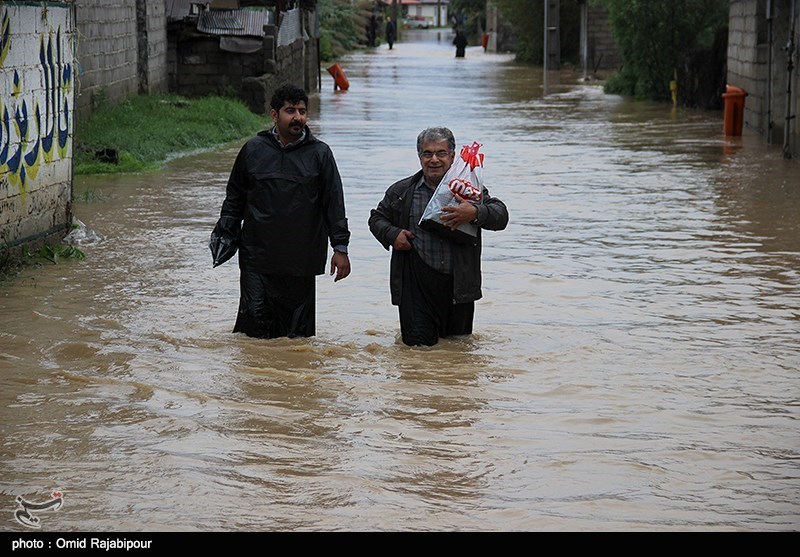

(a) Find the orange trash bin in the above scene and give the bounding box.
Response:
[326,63,350,91]
[722,85,746,136]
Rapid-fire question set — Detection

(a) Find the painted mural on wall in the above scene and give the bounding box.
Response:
[0,5,73,201]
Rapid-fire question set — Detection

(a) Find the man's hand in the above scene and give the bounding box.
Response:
[393,229,415,251]
[330,251,351,282]
[441,195,479,230]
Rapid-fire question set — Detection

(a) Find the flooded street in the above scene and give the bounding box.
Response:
[2,30,799,531]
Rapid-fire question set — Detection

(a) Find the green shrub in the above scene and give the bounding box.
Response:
[599,0,728,105]
[318,0,373,61]
[73,94,265,174]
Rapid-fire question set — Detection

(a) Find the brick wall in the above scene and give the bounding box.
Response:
[1,2,75,251]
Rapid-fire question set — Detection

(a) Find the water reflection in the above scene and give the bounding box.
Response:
[1,29,798,531]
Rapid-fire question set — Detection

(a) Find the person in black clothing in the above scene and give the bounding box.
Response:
[453,29,468,57]
[366,13,378,47]
[385,16,396,49]
[211,84,351,339]
[368,127,509,346]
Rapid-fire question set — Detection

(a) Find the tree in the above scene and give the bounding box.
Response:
[598,0,729,107]
[450,0,487,38]
[318,0,375,61]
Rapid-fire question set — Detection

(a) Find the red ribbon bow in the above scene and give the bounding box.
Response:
[460,141,484,171]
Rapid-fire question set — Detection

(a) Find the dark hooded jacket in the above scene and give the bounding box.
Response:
[217,127,350,276]
[368,171,508,305]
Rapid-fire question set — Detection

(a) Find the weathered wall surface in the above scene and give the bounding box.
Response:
[586,3,621,74]
[1,2,75,251]
[74,0,168,117]
[138,0,168,95]
[727,0,799,159]
[73,0,138,115]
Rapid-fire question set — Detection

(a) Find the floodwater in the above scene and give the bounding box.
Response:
[2,29,799,532]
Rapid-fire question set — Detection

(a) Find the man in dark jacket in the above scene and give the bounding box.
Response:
[368,127,508,346]
[212,84,351,339]
[385,16,396,49]
[453,29,468,57]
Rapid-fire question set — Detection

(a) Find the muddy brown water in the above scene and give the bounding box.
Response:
[2,30,799,531]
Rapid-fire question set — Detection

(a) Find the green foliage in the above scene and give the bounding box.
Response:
[91,87,109,111]
[73,151,159,175]
[493,0,543,64]
[73,94,265,174]
[22,243,85,264]
[318,0,374,62]
[450,0,487,37]
[1,235,87,279]
[597,0,729,104]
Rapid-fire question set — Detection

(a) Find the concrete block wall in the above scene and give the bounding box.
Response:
[241,38,312,114]
[727,0,767,134]
[275,39,308,89]
[74,0,168,117]
[727,0,799,158]
[140,0,168,94]
[1,2,75,250]
[73,0,138,116]
[173,30,268,102]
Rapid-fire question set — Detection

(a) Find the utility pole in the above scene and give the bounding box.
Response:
[543,0,560,72]
[543,0,559,93]
[579,0,588,81]
[783,0,797,159]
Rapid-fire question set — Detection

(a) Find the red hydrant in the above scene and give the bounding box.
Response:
[721,85,747,136]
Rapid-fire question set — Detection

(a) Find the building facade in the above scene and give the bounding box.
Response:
[727,0,799,159]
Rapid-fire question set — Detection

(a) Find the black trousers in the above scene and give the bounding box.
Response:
[399,249,474,346]
[233,271,315,339]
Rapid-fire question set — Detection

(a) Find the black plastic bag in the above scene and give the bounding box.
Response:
[209,216,240,268]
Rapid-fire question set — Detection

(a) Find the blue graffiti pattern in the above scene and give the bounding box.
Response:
[0,8,72,194]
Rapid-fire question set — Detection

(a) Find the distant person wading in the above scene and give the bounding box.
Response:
[386,16,396,50]
[453,29,467,58]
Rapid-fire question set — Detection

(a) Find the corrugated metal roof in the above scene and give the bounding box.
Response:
[197,9,273,37]
[199,10,243,32]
